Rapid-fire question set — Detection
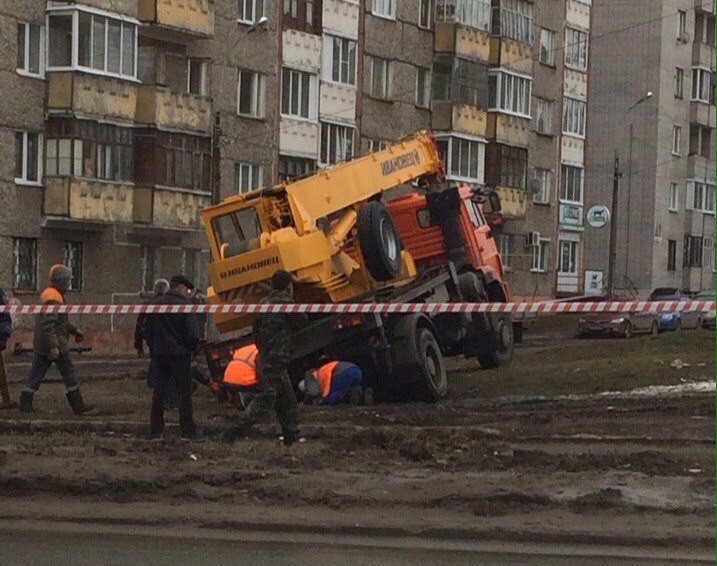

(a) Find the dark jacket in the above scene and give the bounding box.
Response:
[143,290,200,358]
[0,288,11,350]
[134,298,152,351]
[252,290,305,372]
[33,287,78,356]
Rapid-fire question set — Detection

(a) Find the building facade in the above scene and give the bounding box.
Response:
[585,0,715,296]
[1,0,594,352]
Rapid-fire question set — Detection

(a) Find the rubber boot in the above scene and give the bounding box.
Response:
[219,423,251,444]
[19,391,34,414]
[66,389,94,415]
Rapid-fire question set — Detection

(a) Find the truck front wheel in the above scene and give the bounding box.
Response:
[357,201,403,281]
[415,327,448,402]
[476,314,515,369]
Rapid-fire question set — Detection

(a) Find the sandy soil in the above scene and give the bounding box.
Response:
[0,320,714,553]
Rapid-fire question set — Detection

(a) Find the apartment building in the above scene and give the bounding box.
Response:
[585,0,715,296]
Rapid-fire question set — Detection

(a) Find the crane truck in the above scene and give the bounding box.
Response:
[201,131,518,401]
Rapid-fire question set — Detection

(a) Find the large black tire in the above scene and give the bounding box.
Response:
[458,271,485,302]
[476,314,515,369]
[414,327,448,402]
[357,201,402,281]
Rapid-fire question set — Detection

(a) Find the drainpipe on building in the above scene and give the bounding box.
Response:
[211,111,221,205]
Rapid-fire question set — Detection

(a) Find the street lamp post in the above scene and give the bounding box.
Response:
[606,91,653,298]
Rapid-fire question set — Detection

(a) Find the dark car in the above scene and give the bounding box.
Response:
[693,290,715,330]
[648,288,702,331]
[578,294,659,339]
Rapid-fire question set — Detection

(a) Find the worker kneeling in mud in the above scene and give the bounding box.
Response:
[222,343,260,408]
[300,360,364,406]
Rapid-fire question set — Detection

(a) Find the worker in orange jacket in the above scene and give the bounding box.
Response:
[300,361,363,406]
[223,343,260,407]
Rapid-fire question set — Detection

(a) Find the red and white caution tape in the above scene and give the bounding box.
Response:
[0,301,714,315]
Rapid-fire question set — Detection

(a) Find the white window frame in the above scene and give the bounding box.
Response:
[238,0,265,24]
[369,56,393,100]
[63,240,84,291]
[488,69,532,118]
[497,234,512,270]
[535,98,553,135]
[434,134,486,185]
[562,97,586,138]
[17,22,44,78]
[372,0,396,20]
[704,238,715,272]
[669,182,679,212]
[419,0,432,29]
[675,67,684,99]
[416,66,431,108]
[15,131,43,186]
[531,238,550,273]
[235,162,264,194]
[187,58,207,96]
[13,238,38,291]
[558,239,579,275]
[686,180,716,214]
[237,70,265,118]
[533,168,552,204]
[539,28,555,66]
[281,67,318,120]
[565,27,589,72]
[560,164,584,204]
[434,0,491,31]
[691,67,714,103]
[320,122,356,165]
[672,125,681,156]
[324,35,357,86]
[497,0,533,44]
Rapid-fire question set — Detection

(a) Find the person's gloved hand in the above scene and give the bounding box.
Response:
[75,330,84,343]
[48,348,60,361]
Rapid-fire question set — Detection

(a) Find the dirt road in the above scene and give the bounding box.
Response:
[0,319,713,561]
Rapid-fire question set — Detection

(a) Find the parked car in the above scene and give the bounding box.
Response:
[578,294,659,338]
[648,288,702,331]
[693,290,715,330]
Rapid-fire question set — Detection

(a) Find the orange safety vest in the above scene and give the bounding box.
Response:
[310,361,339,399]
[224,344,258,387]
[40,287,64,305]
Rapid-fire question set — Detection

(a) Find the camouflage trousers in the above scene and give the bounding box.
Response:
[226,367,299,438]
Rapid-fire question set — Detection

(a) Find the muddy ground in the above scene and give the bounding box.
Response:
[0,317,714,554]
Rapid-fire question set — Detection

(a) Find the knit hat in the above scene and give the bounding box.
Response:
[271,270,294,291]
[49,264,72,291]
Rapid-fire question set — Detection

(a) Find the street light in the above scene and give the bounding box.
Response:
[247,16,269,32]
[606,91,653,299]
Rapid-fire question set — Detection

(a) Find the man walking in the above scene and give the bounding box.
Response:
[221,270,302,446]
[143,275,202,441]
[0,287,16,408]
[19,265,93,415]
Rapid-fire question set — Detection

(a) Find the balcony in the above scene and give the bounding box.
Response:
[689,101,716,127]
[138,0,214,38]
[46,72,137,123]
[434,22,490,63]
[432,102,487,137]
[489,37,532,75]
[486,113,530,146]
[133,187,210,230]
[136,85,212,133]
[693,41,715,67]
[44,177,134,224]
[695,0,715,14]
[495,187,527,219]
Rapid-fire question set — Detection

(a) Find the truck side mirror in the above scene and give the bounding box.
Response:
[488,191,502,213]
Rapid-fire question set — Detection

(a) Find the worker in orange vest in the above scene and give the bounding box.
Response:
[300,361,363,406]
[222,343,261,407]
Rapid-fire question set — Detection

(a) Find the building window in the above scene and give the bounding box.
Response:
[684,236,703,268]
[704,239,715,272]
[419,0,431,28]
[17,22,43,77]
[182,249,200,286]
[535,98,553,134]
[498,234,512,269]
[48,9,137,79]
[320,122,355,165]
[531,239,550,273]
[499,145,527,190]
[369,57,392,99]
[488,70,532,117]
[667,239,676,271]
[435,0,491,31]
[672,125,681,156]
[416,67,431,108]
[558,240,578,275]
[689,124,712,159]
[677,10,687,38]
[436,136,486,184]
[562,97,586,138]
[235,162,263,194]
[325,36,357,85]
[151,132,210,192]
[691,67,715,104]
[281,68,317,119]
[15,131,42,184]
[695,11,716,45]
[279,155,315,180]
[141,246,155,293]
[366,139,388,153]
[533,168,552,204]
[372,0,396,19]
[687,180,716,214]
[283,0,320,34]
[539,28,555,65]
[63,241,83,291]
[46,120,133,182]
[187,59,207,96]
[13,238,37,291]
[561,164,583,203]
[238,0,265,24]
[669,182,679,212]
[494,0,533,44]
[675,68,684,99]
[431,57,487,107]
[565,28,588,72]
[238,71,265,117]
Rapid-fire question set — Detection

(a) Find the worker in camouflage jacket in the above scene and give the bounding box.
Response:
[221,270,303,446]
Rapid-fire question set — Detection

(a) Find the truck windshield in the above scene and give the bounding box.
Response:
[212,208,262,258]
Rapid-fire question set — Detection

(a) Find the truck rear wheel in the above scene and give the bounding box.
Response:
[414,327,448,402]
[357,201,402,281]
[476,314,515,369]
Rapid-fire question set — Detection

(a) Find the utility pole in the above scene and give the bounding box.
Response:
[607,151,621,299]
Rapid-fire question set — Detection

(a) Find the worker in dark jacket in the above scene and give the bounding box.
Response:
[20,265,93,415]
[0,287,16,408]
[221,270,302,446]
[143,275,202,441]
[134,278,170,357]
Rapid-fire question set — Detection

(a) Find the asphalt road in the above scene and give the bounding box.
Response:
[0,523,710,566]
